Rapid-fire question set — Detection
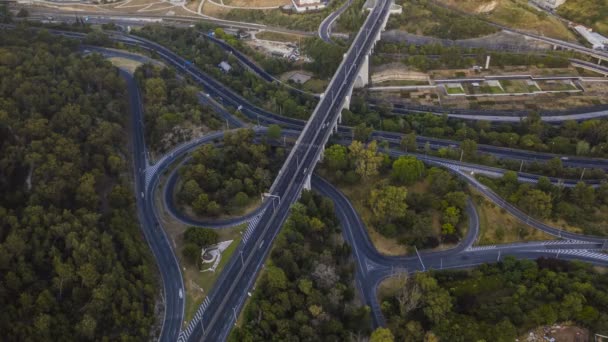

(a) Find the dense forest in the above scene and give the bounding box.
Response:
[133,25,318,119]
[0,30,157,339]
[322,142,469,248]
[381,258,608,341]
[177,129,285,216]
[134,63,221,153]
[478,171,608,236]
[230,191,372,341]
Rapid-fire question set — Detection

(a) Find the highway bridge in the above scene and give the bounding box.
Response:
[180,1,394,340]
[7,13,608,341]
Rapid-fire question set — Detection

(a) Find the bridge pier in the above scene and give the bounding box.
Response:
[354,55,370,88]
[303,173,311,190]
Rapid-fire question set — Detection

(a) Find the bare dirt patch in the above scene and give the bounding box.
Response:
[521,324,589,342]
[475,0,497,13]
[107,57,143,73]
[472,190,555,245]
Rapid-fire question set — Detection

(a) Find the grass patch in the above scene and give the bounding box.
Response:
[388,0,498,39]
[255,30,303,42]
[302,78,328,93]
[537,80,578,91]
[438,0,576,41]
[446,86,465,94]
[472,190,554,245]
[558,0,608,37]
[183,224,246,322]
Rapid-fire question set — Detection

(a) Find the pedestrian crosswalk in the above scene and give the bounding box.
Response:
[178,296,212,342]
[539,249,608,262]
[144,163,162,189]
[542,240,596,245]
[467,245,496,251]
[243,211,264,244]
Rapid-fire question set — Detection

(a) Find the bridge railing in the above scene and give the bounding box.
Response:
[268,0,388,195]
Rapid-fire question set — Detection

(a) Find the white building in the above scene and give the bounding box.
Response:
[291,0,327,12]
[574,25,608,50]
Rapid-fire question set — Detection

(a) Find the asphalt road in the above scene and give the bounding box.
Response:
[318,0,353,43]
[185,2,394,340]
[13,24,608,172]
[10,19,608,342]
[120,69,185,342]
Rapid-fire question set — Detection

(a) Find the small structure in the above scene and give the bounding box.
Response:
[289,72,312,84]
[574,25,608,50]
[200,240,233,273]
[218,61,232,73]
[291,0,327,12]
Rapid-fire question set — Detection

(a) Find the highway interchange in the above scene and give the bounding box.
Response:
[6,1,608,340]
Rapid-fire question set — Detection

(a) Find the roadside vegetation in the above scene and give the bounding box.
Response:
[220,0,350,32]
[335,0,367,33]
[472,191,555,245]
[437,0,576,41]
[133,25,318,120]
[230,191,372,340]
[320,141,469,253]
[478,171,608,236]
[176,129,285,217]
[0,30,157,340]
[387,0,498,39]
[380,258,608,340]
[347,101,608,160]
[374,41,573,71]
[135,63,221,154]
[558,0,608,37]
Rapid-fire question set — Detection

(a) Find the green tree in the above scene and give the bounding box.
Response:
[400,132,417,152]
[460,139,477,160]
[267,124,282,140]
[518,189,552,218]
[265,265,288,290]
[417,273,452,323]
[192,193,210,215]
[182,243,200,264]
[324,144,348,171]
[576,140,590,156]
[442,206,460,226]
[349,140,384,179]
[183,227,219,248]
[370,327,394,342]
[391,156,425,185]
[353,123,373,142]
[369,186,408,223]
[571,181,595,211]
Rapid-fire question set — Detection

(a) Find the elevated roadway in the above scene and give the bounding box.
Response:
[10,22,608,341]
[181,0,393,340]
